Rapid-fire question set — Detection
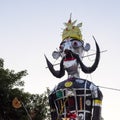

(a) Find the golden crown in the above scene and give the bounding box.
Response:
[62,17,83,41]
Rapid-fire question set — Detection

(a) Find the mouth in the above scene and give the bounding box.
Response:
[63,50,76,61]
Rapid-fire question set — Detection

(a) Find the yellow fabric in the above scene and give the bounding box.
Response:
[93,99,102,106]
[62,19,83,41]
[94,99,102,104]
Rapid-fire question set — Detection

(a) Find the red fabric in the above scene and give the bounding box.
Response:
[67,112,77,119]
[64,57,76,61]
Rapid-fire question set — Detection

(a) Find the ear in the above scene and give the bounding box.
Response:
[84,43,90,51]
[52,51,61,60]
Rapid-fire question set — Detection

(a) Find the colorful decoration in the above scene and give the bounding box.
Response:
[46,16,103,120]
[12,97,21,109]
[65,81,73,87]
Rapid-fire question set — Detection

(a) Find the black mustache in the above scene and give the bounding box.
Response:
[45,39,100,78]
[45,55,65,78]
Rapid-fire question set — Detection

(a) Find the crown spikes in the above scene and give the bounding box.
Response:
[69,13,72,22]
[64,20,77,27]
[77,22,82,27]
[62,16,83,40]
[68,18,71,23]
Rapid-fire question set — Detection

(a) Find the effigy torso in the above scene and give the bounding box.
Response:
[49,78,101,120]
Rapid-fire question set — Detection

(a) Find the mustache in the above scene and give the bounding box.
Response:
[45,39,100,78]
[45,55,65,78]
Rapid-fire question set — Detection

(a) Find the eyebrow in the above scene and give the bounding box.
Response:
[70,39,80,42]
[60,41,65,45]
[60,39,82,45]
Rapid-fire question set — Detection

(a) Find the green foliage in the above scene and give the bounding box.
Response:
[0,58,50,120]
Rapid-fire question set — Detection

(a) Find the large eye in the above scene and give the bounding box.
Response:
[72,40,83,48]
[59,44,64,51]
[72,41,78,47]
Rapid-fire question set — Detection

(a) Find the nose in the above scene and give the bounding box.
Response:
[64,49,71,54]
[63,42,72,51]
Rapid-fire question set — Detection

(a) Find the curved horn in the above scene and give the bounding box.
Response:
[45,55,65,78]
[78,39,100,73]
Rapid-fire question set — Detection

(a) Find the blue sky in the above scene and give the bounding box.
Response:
[0,0,120,119]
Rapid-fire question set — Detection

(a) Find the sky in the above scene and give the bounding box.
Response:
[0,0,120,119]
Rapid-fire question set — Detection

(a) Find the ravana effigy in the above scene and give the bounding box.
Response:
[45,16,103,120]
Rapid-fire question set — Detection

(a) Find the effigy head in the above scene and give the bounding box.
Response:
[53,18,90,60]
[45,17,100,78]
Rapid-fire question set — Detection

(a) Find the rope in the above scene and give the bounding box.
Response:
[98,85,120,92]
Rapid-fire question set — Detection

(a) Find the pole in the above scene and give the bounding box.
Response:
[21,102,32,120]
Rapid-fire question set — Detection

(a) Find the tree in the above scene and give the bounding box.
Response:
[0,58,27,119]
[28,89,50,120]
[0,58,50,120]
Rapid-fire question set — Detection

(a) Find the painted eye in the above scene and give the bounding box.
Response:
[59,45,64,51]
[72,40,83,48]
[73,41,78,46]
[72,41,79,48]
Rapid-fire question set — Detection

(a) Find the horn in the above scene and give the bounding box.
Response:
[45,55,65,78]
[78,38,100,73]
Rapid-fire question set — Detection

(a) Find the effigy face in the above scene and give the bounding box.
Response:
[46,37,100,79]
[45,17,100,78]
[58,38,89,78]
[59,38,84,59]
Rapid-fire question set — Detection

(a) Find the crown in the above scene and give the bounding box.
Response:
[62,16,83,41]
